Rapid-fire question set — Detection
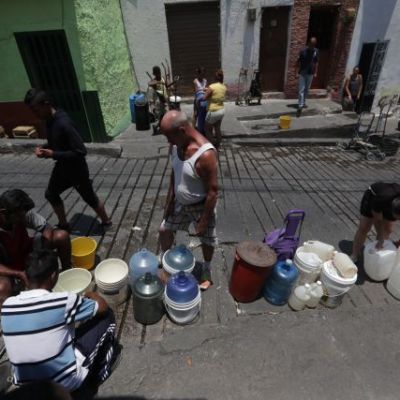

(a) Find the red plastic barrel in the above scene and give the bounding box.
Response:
[229,241,277,303]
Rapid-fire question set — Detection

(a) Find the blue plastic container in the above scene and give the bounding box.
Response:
[129,93,138,123]
[166,271,199,303]
[129,248,159,284]
[263,259,299,305]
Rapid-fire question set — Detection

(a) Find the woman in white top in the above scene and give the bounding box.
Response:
[193,67,207,127]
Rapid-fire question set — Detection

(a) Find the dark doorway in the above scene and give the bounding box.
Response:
[14,30,91,141]
[165,1,221,95]
[307,6,339,89]
[359,40,390,112]
[259,7,290,92]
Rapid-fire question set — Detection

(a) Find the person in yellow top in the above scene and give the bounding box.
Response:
[204,69,227,149]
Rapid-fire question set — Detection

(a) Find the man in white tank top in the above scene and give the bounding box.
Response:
[159,111,218,290]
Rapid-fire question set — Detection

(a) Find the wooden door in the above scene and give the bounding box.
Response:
[307,7,338,89]
[259,7,290,92]
[165,1,221,95]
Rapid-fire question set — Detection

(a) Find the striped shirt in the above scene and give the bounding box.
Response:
[1,289,98,390]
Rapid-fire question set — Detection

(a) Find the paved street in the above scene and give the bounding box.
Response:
[1,143,400,399]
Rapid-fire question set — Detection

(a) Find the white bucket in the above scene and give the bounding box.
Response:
[363,240,397,281]
[54,268,92,294]
[97,284,130,306]
[162,253,195,276]
[164,291,201,325]
[320,260,357,298]
[294,246,323,284]
[95,258,129,305]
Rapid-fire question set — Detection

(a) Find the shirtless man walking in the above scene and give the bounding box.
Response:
[159,111,218,289]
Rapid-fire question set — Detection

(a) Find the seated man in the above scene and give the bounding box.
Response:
[1,250,119,392]
[0,189,71,306]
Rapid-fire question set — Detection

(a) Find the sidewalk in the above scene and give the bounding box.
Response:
[0,99,398,158]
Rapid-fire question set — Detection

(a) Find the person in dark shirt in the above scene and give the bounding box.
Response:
[296,37,319,117]
[0,189,71,306]
[351,182,400,261]
[24,89,111,231]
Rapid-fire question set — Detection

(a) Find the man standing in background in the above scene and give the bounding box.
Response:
[297,37,319,117]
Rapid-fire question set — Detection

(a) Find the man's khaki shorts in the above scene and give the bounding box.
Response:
[161,201,217,247]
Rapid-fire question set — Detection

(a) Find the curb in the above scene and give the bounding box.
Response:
[0,139,122,158]
[231,138,346,147]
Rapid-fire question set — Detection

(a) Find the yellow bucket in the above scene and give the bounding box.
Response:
[279,115,292,129]
[71,237,97,270]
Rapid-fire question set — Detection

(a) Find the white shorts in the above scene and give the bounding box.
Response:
[206,108,225,125]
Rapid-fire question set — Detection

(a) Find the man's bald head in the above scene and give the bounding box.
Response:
[160,111,190,144]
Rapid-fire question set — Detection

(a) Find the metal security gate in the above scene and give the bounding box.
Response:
[359,40,390,112]
[165,1,221,95]
[15,30,91,141]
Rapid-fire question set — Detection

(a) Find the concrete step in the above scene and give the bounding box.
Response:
[226,114,358,140]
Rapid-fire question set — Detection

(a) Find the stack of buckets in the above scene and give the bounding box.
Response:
[95,258,130,305]
[294,240,357,308]
[162,245,201,325]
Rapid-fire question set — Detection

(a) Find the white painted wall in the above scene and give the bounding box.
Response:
[346,0,397,74]
[120,0,170,91]
[221,0,293,89]
[373,0,400,109]
[121,0,293,91]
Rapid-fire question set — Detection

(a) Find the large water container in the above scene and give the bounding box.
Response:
[162,245,195,275]
[135,93,150,131]
[363,240,397,281]
[386,250,400,299]
[129,248,159,284]
[164,271,201,325]
[303,240,335,262]
[132,272,164,325]
[263,259,299,305]
[129,93,139,123]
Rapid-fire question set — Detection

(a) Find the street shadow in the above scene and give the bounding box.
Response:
[69,213,102,236]
[286,103,300,109]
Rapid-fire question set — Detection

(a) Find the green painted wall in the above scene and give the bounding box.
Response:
[74,0,136,134]
[0,0,85,101]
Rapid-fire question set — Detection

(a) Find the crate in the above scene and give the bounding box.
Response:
[12,126,38,139]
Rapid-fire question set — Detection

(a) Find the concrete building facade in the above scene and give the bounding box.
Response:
[346,0,399,111]
[121,0,358,99]
[0,0,136,141]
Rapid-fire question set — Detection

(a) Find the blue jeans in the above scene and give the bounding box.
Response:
[298,74,314,108]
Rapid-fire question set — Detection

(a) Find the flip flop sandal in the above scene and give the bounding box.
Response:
[199,269,213,291]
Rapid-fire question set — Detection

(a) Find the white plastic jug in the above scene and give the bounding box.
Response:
[288,283,311,311]
[387,250,400,299]
[333,252,357,278]
[306,281,324,308]
[363,240,397,281]
[303,240,335,262]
